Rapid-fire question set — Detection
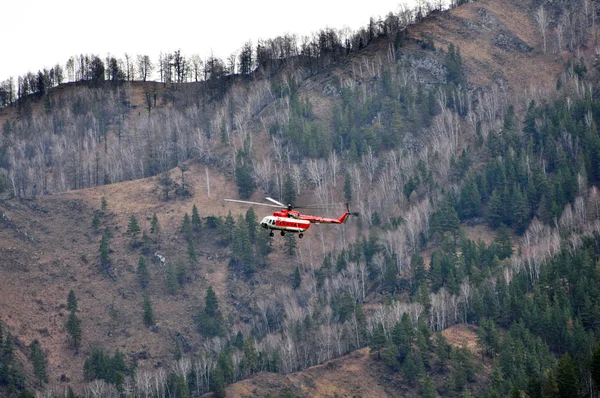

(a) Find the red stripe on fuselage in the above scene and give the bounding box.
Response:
[262,216,310,232]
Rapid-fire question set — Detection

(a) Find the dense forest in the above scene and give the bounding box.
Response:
[3,0,600,397]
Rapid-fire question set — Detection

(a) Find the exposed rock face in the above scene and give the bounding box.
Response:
[396,51,448,85]
[494,31,533,53]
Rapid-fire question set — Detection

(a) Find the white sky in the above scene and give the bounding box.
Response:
[1,0,416,82]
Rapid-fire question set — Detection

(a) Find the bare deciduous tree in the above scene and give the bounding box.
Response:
[536,6,549,53]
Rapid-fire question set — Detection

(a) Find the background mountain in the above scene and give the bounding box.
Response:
[2,0,600,397]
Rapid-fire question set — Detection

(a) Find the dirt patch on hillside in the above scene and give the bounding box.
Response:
[228,348,393,398]
[442,323,480,354]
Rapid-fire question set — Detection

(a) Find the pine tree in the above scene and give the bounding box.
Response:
[187,241,198,267]
[67,290,78,313]
[459,179,482,220]
[28,340,48,383]
[99,229,111,272]
[555,353,579,398]
[512,186,530,234]
[344,172,353,203]
[166,263,178,294]
[235,150,255,199]
[402,351,420,384]
[137,256,150,289]
[191,205,202,233]
[477,318,500,357]
[591,343,600,392]
[488,188,504,228]
[66,312,82,353]
[181,213,193,242]
[150,213,161,235]
[285,233,297,256]
[3,333,14,361]
[100,196,108,212]
[292,266,301,289]
[243,335,258,375]
[205,286,219,317]
[126,215,141,239]
[245,207,258,244]
[142,295,154,327]
[197,286,224,337]
[211,367,226,398]
[421,375,438,398]
[283,174,296,206]
[91,213,101,230]
[370,324,387,360]
[176,261,188,286]
[65,290,82,353]
[231,216,256,277]
[541,369,560,398]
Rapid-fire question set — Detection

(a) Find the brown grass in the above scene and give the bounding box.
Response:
[228,348,393,398]
[442,323,480,354]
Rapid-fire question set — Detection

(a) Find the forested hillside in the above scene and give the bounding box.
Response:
[3,0,600,397]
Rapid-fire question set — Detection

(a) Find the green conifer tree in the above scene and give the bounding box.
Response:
[150,213,161,235]
[555,353,579,398]
[243,335,258,375]
[344,172,353,203]
[459,179,482,220]
[166,263,178,294]
[142,295,154,327]
[370,324,387,360]
[91,213,101,230]
[541,369,559,398]
[66,312,82,353]
[99,228,111,273]
[126,215,141,240]
[285,233,297,256]
[28,340,48,383]
[244,207,258,244]
[197,286,224,337]
[487,188,504,228]
[283,174,296,206]
[181,213,192,242]
[512,186,530,234]
[67,290,78,313]
[176,261,188,286]
[187,241,198,267]
[231,216,256,277]
[591,343,600,392]
[421,375,438,398]
[137,256,150,289]
[191,205,202,233]
[292,266,301,289]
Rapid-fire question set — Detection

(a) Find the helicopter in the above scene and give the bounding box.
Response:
[224,197,356,238]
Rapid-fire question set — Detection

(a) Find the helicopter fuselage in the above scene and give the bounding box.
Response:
[260,216,311,233]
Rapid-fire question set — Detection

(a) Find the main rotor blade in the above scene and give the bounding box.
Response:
[297,202,345,209]
[224,199,281,208]
[265,197,286,207]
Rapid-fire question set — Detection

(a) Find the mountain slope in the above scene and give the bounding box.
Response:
[1,0,598,396]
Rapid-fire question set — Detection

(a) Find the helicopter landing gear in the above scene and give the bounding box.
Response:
[299,233,304,239]
[269,231,274,237]
[280,231,286,236]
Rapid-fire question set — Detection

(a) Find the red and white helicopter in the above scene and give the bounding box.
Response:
[224,197,355,238]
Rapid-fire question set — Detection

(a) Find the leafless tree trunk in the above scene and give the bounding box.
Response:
[536,6,549,53]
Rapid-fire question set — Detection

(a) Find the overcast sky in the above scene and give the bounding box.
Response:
[1,0,416,82]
